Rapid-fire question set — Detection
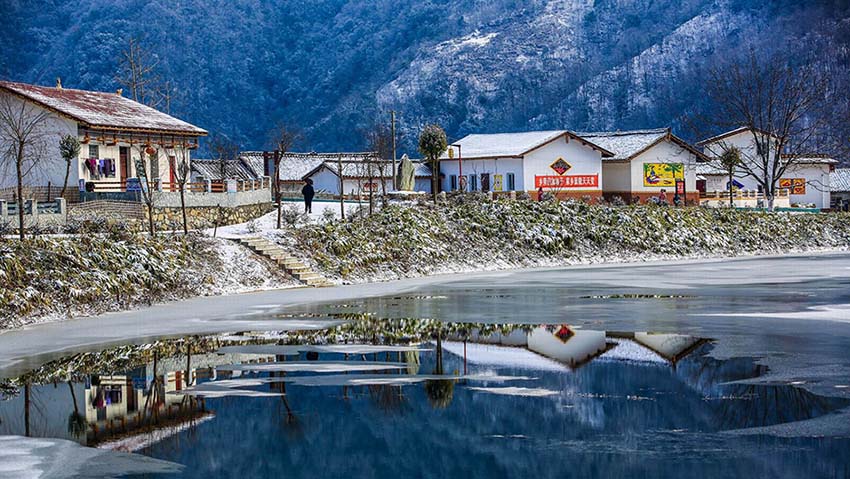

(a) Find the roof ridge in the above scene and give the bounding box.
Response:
[577,128,669,137]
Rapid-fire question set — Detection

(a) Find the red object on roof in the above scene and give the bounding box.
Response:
[0,81,207,136]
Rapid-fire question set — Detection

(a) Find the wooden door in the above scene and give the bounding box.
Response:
[119,147,130,188]
[169,156,176,191]
[481,173,490,192]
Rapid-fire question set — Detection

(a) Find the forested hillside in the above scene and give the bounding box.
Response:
[1,0,847,155]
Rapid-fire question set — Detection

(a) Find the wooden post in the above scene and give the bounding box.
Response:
[338,154,345,220]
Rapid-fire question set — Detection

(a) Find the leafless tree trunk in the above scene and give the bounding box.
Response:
[269,125,299,228]
[692,52,831,211]
[169,145,192,234]
[115,37,163,107]
[0,93,50,239]
[338,154,345,220]
[133,143,159,236]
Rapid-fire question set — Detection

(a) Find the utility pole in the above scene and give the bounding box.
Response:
[390,110,397,183]
[338,153,345,220]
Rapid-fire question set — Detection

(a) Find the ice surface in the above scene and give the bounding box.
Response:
[217,344,430,355]
[216,361,409,373]
[0,435,182,478]
[467,386,560,397]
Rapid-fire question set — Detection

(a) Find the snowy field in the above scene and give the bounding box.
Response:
[209,199,368,239]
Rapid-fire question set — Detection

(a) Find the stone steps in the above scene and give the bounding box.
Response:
[238,237,333,288]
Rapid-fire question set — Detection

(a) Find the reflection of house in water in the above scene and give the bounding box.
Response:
[448,326,705,370]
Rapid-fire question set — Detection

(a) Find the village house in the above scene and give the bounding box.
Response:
[830,168,850,210]
[252,151,394,198]
[0,80,207,200]
[697,127,835,209]
[441,130,614,199]
[579,128,705,204]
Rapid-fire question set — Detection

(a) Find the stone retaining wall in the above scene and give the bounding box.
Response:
[149,202,275,229]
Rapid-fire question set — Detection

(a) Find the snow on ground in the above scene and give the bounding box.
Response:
[204,237,299,295]
[209,200,366,239]
[0,435,182,478]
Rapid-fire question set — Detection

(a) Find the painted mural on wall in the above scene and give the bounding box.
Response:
[550,158,572,175]
[779,178,806,195]
[643,163,684,187]
[493,174,503,192]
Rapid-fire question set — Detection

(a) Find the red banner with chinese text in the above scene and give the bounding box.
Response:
[535,174,599,189]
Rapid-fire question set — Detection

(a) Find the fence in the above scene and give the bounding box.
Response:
[700,189,792,209]
[0,198,67,229]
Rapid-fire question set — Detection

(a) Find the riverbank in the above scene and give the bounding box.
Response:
[278,196,850,284]
[0,233,296,330]
[3,197,850,331]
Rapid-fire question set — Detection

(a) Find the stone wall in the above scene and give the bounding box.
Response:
[149,202,275,230]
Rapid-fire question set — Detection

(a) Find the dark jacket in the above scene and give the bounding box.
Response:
[302,184,315,200]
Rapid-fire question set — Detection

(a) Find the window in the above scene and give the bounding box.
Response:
[88,145,99,158]
[469,174,478,191]
[507,173,516,191]
[450,175,458,191]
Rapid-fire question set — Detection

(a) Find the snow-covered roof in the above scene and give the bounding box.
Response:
[441,130,614,160]
[831,168,850,192]
[578,128,708,162]
[191,158,263,181]
[696,126,777,146]
[782,154,838,165]
[0,81,207,136]
[693,162,726,176]
[321,159,395,179]
[414,161,432,177]
[577,128,669,161]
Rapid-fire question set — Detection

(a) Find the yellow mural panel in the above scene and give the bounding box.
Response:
[643,163,684,188]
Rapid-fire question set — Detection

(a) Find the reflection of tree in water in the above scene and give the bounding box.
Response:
[424,330,454,409]
[66,381,86,438]
[715,383,850,430]
[676,343,850,429]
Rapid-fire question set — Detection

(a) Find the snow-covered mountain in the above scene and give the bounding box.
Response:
[1,0,847,154]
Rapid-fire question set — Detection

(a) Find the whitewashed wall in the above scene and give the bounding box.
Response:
[703,131,831,208]
[628,141,698,192]
[308,165,395,196]
[439,158,523,191]
[522,136,603,192]
[600,162,631,192]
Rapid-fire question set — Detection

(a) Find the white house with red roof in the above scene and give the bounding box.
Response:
[0,80,207,197]
[441,130,614,199]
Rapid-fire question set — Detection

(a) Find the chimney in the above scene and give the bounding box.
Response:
[56,77,62,89]
[116,88,123,96]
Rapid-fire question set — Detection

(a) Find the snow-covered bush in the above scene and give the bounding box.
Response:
[287,195,850,283]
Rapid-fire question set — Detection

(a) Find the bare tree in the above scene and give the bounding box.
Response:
[0,93,51,239]
[694,52,831,210]
[132,142,160,235]
[168,146,192,234]
[207,134,240,188]
[268,124,300,228]
[364,121,392,205]
[718,147,742,208]
[116,37,163,108]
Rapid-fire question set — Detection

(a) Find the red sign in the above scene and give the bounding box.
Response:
[675,179,685,195]
[535,174,599,189]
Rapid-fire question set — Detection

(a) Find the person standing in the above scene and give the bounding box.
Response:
[658,189,668,205]
[302,179,315,214]
[537,186,545,201]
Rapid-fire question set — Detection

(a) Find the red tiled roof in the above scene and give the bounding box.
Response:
[0,81,207,136]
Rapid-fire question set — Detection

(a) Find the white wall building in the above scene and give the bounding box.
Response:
[579,128,705,204]
[441,130,613,199]
[697,127,835,209]
[268,151,394,197]
[0,80,207,199]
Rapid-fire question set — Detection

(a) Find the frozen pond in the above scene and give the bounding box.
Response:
[1,253,850,478]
